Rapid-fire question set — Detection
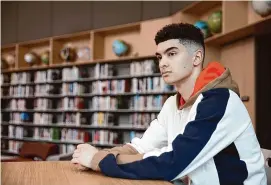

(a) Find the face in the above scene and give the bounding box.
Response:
[155,39,194,85]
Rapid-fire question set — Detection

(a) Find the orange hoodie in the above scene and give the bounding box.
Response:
[179,62,226,108]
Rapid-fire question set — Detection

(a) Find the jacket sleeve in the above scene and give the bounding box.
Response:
[98,89,251,181]
[90,144,142,171]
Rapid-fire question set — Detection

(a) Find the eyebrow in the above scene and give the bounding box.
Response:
[155,47,178,56]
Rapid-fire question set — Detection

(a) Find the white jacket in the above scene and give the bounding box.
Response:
[98,65,267,185]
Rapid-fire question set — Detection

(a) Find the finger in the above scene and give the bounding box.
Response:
[73,149,81,154]
[71,158,79,164]
[72,152,80,158]
[77,144,88,149]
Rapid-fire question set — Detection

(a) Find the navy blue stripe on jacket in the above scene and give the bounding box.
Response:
[214,142,248,185]
[99,88,230,181]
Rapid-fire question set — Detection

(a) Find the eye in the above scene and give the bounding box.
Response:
[168,51,177,57]
[156,55,162,61]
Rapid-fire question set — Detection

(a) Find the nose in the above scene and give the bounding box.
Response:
[159,57,169,69]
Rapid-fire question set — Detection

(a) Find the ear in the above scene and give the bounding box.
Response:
[193,49,203,67]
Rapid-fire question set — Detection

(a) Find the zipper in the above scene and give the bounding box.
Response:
[177,109,185,133]
[177,109,192,185]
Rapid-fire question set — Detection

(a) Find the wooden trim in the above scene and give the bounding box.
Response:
[52,30,91,40]
[1,44,17,50]
[1,55,155,73]
[92,22,140,34]
[181,1,222,15]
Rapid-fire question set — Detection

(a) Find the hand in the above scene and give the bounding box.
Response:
[71,143,99,169]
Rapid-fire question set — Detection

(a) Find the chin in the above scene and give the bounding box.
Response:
[163,77,176,85]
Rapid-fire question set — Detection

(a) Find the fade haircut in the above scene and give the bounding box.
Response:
[154,23,205,64]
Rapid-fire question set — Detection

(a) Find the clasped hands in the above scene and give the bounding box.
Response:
[71,143,98,170]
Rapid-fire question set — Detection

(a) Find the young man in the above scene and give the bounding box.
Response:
[71,23,267,185]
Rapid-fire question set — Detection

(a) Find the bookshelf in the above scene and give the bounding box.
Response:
[2,1,271,156]
[1,54,175,154]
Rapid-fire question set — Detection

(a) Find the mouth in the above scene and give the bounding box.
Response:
[162,71,172,76]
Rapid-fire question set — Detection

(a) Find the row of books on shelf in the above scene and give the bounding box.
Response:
[3,126,143,153]
[131,77,174,93]
[6,141,23,153]
[92,80,130,94]
[1,59,159,84]
[62,80,130,96]
[3,112,158,128]
[6,126,144,144]
[3,95,169,111]
[5,98,62,110]
[131,95,168,111]
[91,112,157,128]
[9,99,29,110]
[9,126,24,138]
[130,60,159,76]
[6,72,33,84]
[60,144,76,154]
[2,85,53,97]
[2,84,64,97]
[2,85,35,97]
[2,78,175,98]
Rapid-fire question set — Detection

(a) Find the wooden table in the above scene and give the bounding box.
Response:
[1,161,172,185]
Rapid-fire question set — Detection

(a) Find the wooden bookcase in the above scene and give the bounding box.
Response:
[1,1,271,156]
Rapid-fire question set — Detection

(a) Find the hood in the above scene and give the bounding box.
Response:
[177,61,239,109]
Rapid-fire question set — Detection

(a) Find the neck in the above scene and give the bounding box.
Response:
[175,67,201,102]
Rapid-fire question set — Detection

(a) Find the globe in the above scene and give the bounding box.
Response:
[5,54,15,66]
[194,20,211,39]
[208,11,222,34]
[252,0,271,17]
[24,52,38,65]
[112,40,129,56]
[60,47,76,62]
[41,51,50,65]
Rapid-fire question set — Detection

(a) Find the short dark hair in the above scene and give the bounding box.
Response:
[154,23,205,62]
